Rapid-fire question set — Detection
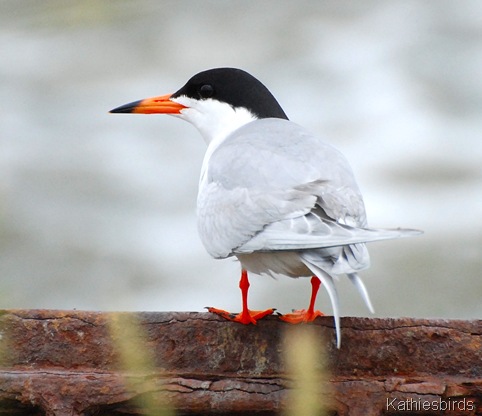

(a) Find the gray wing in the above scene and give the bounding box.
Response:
[236,207,421,254]
[197,118,417,259]
[197,180,318,258]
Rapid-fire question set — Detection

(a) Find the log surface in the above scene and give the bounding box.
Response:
[0,310,481,415]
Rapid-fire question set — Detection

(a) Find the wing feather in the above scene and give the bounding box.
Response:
[197,118,421,260]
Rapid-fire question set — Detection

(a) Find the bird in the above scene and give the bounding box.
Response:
[110,67,421,348]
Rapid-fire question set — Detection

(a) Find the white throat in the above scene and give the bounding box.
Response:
[171,96,257,146]
[171,95,258,191]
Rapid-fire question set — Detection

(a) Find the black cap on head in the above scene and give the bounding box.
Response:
[171,68,289,120]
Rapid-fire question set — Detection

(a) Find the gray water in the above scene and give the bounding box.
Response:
[1,1,481,319]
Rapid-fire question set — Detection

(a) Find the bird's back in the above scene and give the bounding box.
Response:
[197,118,368,259]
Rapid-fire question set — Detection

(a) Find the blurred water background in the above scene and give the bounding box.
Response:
[1,0,481,319]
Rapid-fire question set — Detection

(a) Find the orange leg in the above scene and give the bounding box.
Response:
[207,269,275,324]
[279,276,324,323]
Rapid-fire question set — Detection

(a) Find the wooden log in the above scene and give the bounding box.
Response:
[0,310,481,415]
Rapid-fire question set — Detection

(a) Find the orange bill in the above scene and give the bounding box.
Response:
[110,93,186,114]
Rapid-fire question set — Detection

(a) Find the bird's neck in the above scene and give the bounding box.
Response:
[172,96,257,146]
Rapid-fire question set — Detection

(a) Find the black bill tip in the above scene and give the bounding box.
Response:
[109,99,142,114]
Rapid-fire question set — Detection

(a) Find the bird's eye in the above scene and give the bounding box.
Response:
[199,84,214,98]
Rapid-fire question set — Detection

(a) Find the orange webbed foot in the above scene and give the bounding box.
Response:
[278,308,324,324]
[207,306,275,325]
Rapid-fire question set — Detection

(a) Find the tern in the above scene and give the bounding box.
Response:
[111,67,421,348]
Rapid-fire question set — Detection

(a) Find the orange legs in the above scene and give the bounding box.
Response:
[207,269,275,324]
[278,276,324,323]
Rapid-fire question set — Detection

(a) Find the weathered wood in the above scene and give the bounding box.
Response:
[0,310,481,415]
